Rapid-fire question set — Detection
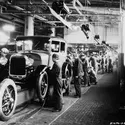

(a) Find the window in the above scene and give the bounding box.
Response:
[16,41,23,51]
[16,37,50,52]
[44,43,50,51]
[60,42,65,52]
[51,41,60,52]
[32,38,50,51]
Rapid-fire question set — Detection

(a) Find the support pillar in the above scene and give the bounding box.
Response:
[103,25,107,42]
[24,16,34,36]
[118,10,125,82]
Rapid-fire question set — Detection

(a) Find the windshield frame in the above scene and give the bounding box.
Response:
[16,36,51,53]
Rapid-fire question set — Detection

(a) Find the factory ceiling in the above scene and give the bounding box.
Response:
[0,0,121,35]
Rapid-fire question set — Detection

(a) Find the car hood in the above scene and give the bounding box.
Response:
[10,51,50,69]
[21,51,50,67]
[36,52,50,66]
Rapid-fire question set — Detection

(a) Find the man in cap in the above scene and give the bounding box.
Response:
[80,53,90,86]
[72,53,84,98]
[89,53,97,73]
[88,53,98,84]
[100,54,105,74]
[50,53,63,112]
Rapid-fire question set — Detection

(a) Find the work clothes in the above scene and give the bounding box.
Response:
[50,62,63,111]
[81,58,90,86]
[73,58,84,97]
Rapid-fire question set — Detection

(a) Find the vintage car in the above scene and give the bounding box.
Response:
[0,35,72,121]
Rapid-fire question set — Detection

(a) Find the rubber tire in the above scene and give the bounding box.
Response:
[0,78,17,121]
[62,63,72,94]
[36,72,48,106]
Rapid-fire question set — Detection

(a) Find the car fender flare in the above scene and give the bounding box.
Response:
[35,65,50,76]
[40,66,49,75]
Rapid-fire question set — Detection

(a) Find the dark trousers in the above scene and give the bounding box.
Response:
[88,69,97,82]
[108,64,113,73]
[53,83,63,110]
[74,77,81,97]
[84,71,89,86]
[101,65,104,73]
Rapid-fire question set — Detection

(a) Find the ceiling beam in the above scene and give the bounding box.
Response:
[36,1,120,15]
[1,12,120,16]
[0,17,13,24]
[68,6,120,15]
[37,13,120,16]
[0,17,24,26]
[47,20,120,24]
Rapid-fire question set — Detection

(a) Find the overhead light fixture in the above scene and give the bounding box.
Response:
[0,31,9,45]
[94,35,100,40]
[102,40,106,44]
[2,24,15,32]
[81,24,90,39]
[52,0,70,15]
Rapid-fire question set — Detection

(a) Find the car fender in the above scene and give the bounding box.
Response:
[35,65,50,76]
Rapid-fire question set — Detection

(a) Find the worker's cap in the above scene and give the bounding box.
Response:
[52,53,59,60]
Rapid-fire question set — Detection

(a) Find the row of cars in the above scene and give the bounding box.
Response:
[0,35,72,121]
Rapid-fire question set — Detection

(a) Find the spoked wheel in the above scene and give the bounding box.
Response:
[62,63,72,95]
[65,65,70,88]
[36,71,48,107]
[0,78,17,121]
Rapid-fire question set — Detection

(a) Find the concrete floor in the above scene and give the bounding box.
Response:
[1,68,124,125]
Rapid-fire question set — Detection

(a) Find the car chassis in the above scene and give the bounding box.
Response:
[0,35,72,121]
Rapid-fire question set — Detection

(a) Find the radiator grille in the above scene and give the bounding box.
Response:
[10,56,26,75]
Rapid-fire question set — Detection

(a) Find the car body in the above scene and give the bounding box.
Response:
[0,35,72,121]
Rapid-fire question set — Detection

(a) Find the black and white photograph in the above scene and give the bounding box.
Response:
[0,0,124,125]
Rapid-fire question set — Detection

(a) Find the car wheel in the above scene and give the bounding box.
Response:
[36,71,48,106]
[0,78,17,121]
[62,63,72,93]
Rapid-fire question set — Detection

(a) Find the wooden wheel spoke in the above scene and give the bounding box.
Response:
[2,102,8,108]
[6,87,11,98]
